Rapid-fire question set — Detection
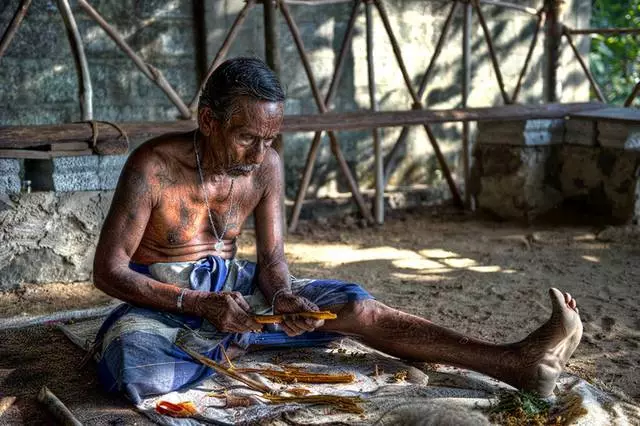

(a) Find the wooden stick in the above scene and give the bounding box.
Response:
[176,343,273,393]
[76,0,192,119]
[383,1,457,187]
[279,0,374,225]
[479,0,539,16]
[512,12,544,103]
[367,1,384,224]
[235,367,354,384]
[372,0,419,103]
[562,27,606,102]
[462,0,472,208]
[423,124,463,207]
[624,80,640,107]
[263,394,364,414]
[37,386,82,426]
[567,27,640,35]
[0,0,32,61]
[288,0,361,232]
[253,311,337,323]
[188,0,256,110]
[0,149,93,159]
[473,0,511,104]
[56,0,93,121]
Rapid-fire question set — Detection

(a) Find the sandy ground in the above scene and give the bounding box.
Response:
[1,207,639,423]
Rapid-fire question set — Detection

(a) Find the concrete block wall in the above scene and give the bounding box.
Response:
[471,118,640,223]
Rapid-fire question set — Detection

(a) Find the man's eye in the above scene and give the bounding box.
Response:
[264,138,274,147]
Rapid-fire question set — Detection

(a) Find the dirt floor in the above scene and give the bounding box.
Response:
[1,206,639,424]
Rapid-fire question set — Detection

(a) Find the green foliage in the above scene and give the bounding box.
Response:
[589,0,640,105]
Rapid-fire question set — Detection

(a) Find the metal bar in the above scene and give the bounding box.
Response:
[479,0,539,16]
[473,0,511,104]
[279,0,374,224]
[383,0,457,186]
[189,0,255,111]
[544,0,562,102]
[77,0,192,119]
[366,1,383,224]
[567,27,640,35]
[512,12,543,103]
[372,0,419,104]
[289,0,362,232]
[563,27,606,102]
[0,0,32,62]
[56,0,93,121]
[624,80,640,107]
[462,0,472,208]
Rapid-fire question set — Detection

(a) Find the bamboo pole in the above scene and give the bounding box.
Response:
[76,0,192,119]
[366,1,383,224]
[288,0,362,232]
[624,80,640,107]
[189,0,256,111]
[56,0,93,121]
[0,0,32,62]
[473,0,511,104]
[562,27,606,102]
[37,386,82,426]
[462,0,472,208]
[512,12,544,103]
[279,0,374,225]
[383,1,457,186]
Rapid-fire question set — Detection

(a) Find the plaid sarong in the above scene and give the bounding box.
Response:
[94,256,373,403]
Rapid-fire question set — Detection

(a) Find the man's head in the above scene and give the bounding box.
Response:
[197,57,286,175]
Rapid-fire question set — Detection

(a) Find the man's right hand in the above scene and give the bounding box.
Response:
[195,292,263,333]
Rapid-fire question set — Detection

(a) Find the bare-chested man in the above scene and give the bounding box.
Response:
[93,57,582,404]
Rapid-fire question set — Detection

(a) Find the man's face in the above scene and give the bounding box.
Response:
[212,98,284,176]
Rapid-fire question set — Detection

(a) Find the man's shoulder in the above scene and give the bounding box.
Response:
[126,132,190,172]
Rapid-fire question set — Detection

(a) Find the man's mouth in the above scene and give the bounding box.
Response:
[228,164,259,176]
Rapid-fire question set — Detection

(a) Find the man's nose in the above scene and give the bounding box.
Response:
[250,140,266,163]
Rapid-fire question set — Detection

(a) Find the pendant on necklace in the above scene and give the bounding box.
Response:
[214,240,225,251]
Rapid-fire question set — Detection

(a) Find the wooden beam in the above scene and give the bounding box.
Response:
[567,27,640,35]
[0,0,32,62]
[0,103,607,150]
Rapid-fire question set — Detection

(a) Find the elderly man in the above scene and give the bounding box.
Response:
[93,57,582,404]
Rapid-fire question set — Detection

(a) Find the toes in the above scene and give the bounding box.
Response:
[569,299,576,309]
[549,288,566,311]
[564,292,572,305]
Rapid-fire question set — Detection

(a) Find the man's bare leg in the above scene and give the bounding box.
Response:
[319,288,582,397]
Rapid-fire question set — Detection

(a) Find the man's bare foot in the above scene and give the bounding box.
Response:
[510,288,583,397]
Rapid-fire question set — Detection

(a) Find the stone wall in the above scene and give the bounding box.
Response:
[471,117,640,224]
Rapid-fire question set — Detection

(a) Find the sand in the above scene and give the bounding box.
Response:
[1,207,638,423]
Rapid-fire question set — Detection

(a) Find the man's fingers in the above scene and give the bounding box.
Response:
[230,292,252,312]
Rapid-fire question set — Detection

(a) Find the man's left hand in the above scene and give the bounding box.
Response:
[274,293,325,336]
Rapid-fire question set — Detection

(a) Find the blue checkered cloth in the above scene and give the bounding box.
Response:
[94,256,373,403]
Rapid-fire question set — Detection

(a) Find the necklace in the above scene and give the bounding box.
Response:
[193,131,236,252]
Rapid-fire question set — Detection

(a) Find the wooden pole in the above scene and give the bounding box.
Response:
[189,0,256,111]
[263,0,287,235]
[479,0,539,16]
[544,0,562,102]
[624,80,640,107]
[383,1,457,186]
[512,12,544,103]
[563,27,606,103]
[473,0,510,104]
[56,0,93,121]
[567,27,640,35]
[289,0,362,232]
[462,0,472,209]
[372,0,419,104]
[76,0,192,119]
[0,0,32,62]
[279,0,374,225]
[366,1,383,224]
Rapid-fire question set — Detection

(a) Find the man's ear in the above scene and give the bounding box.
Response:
[198,107,215,137]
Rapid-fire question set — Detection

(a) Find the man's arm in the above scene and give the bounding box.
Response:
[254,149,324,335]
[94,146,261,332]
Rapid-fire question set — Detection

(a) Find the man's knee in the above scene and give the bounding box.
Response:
[326,299,387,331]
